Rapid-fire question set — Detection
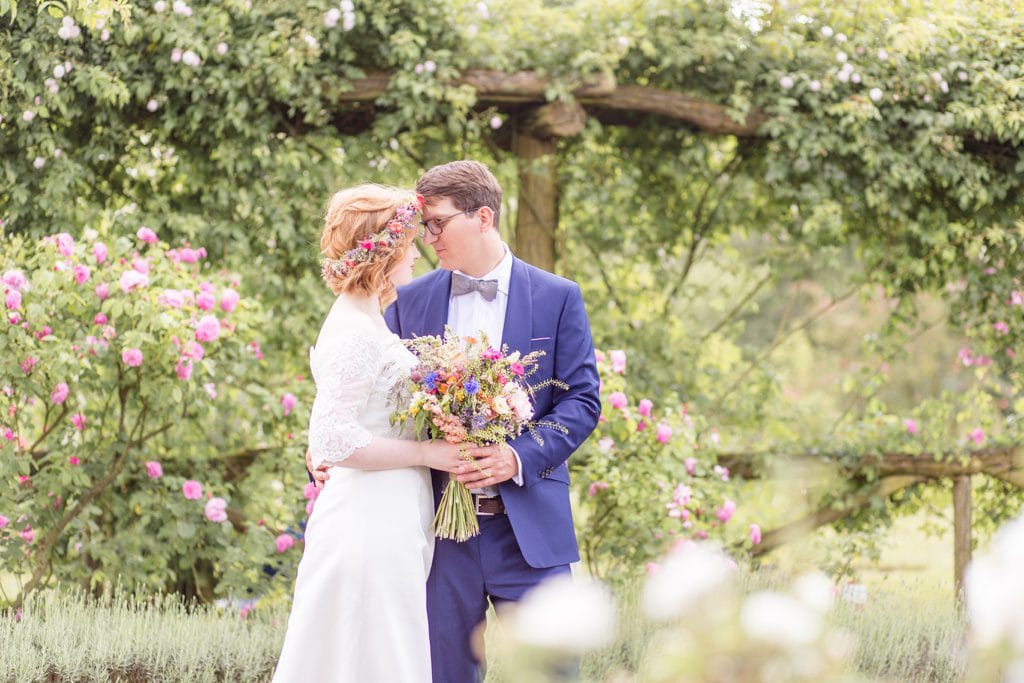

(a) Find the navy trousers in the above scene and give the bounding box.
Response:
[427,514,571,683]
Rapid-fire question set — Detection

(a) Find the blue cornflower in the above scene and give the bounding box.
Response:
[423,371,439,391]
[464,377,480,395]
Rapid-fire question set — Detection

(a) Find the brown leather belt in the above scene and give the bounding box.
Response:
[473,494,505,516]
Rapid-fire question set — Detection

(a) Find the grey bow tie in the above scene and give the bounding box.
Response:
[451,273,499,302]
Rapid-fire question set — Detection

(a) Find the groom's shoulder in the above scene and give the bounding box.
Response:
[520,260,579,294]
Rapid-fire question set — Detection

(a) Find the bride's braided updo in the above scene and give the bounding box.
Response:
[319,184,420,307]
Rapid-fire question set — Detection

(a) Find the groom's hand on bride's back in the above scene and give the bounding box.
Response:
[306,449,330,489]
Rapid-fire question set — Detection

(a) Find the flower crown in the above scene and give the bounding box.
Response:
[321,193,424,280]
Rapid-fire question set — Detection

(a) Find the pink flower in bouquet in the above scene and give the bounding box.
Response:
[50,383,69,404]
[303,482,320,501]
[68,456,80,465]
[196,290,216,311]
[509,362,525,376]
[638,399,653,417]
[137,227,158,244]
[481,348,502,361]
[716,499,736,523]
[93,242,108,264]
[145,461,163,479]
[182,479,203,499]
[70,413,87,430]
[608,392,627,410]
[281,393,297,416]
[749,524,762,545]
[73,264,90,284]
[656,423,673,444]
[95,282,110,300]
[194,315,220,342]
[275,534,295,553]
[903,418,919,434]
[588,481,609,497]
[122,348,143,367]
[2,270,27,290]
[204,497,228,522]
[610,350,626,374]
[505,383,534,420]
[94,313,108,325]
[175,359,193,380]
[55,233,74,257]
[5,289,21,310]
[969,428,986,445]
[119,270,149,293]
[220,288,240,313]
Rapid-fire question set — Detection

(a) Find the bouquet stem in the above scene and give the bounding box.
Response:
[432,474,479,541]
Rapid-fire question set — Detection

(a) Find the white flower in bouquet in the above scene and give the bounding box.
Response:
[505,382,534,421]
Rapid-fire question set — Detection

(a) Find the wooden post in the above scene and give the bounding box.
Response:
[953,475,972,595]
[511,128,557,272]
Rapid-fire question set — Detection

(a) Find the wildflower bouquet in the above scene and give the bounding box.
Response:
[392,328,565,541]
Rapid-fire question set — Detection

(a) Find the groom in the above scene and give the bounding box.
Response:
[390,160,600,682]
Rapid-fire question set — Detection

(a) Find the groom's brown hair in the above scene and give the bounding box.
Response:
[416,160,502,230]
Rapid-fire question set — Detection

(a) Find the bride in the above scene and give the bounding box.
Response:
[273,184,464,682]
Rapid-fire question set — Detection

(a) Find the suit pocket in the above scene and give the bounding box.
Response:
[544,466,570,484]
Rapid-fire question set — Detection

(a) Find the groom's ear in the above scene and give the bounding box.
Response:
[477,206,495,232]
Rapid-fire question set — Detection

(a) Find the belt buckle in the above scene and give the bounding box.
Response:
[474,494,496,516]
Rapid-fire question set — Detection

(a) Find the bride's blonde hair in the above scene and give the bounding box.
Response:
[320,184,418,307]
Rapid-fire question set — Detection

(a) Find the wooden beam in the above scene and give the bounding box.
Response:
[512,127,558,271]
[953,475,972,595]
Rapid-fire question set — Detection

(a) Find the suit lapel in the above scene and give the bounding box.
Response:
[501,258,532,355]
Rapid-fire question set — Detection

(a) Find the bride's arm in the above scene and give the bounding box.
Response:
[307,331,464,473]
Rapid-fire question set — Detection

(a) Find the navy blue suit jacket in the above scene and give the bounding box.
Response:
[384,257,601,568]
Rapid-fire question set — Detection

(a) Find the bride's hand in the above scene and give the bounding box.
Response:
[419,440,466,473]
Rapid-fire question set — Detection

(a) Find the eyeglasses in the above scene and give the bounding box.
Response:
[419,207,482,237]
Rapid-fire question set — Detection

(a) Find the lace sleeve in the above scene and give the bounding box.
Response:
[307,331,381,469]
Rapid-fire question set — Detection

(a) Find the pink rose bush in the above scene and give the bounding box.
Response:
[0,229,308,608]
[574,348,749,579]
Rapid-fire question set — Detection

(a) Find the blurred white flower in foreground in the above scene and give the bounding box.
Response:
[507,575,616,653]
[967,515,1024,650]
[642,541,735,621]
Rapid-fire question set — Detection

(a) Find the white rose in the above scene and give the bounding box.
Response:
[492,396,511,416]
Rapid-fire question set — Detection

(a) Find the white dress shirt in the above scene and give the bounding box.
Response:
[448,245,524,493]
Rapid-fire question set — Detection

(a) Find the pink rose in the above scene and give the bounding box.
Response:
[220,289,240,313]
[182,341,204,361]
[903,418,919,435]
[638,399,653,417]
[594,350,605,363]
[95,282,110,300]
[2,270,27,290]
[196,290,216,311]
[21,356,39,374]
[158,289,185,308]
[175,358,193,380]
[969,428,985,445]
[70,413,87,430]
[93,242,108,264]
[684,457,697,475]
[145,461,163,479]
[587,481,609,497]
[137,227,158,244]
[94,313,108,325]
[281,393,297,416]
[509,363,525,376]
[5,289,21,310]
[204,497,228,523]
[3,428,14,441]
[131,257,150,274]
[995,321,1010,335]
[716,499,736,523]
[636,420,647,432]
[182,479,203,500]
[608,392,627,410]
[50,383,69,405]
[119,270,149,293]
[73,264,90,284]
[610,350,627,374]
[749,524,762,545]
[68,456,80,465]
[656,423,672,444]
[55,233,74,257]
[121,348,143,367]
[194,315,220,342]
[0,515,7,528]
[20,526,34,544]
[275,534,295,553]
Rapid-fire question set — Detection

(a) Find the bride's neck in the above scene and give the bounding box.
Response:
[341,293,381,317]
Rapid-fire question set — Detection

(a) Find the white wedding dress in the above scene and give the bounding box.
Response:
[273,295,434,682]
